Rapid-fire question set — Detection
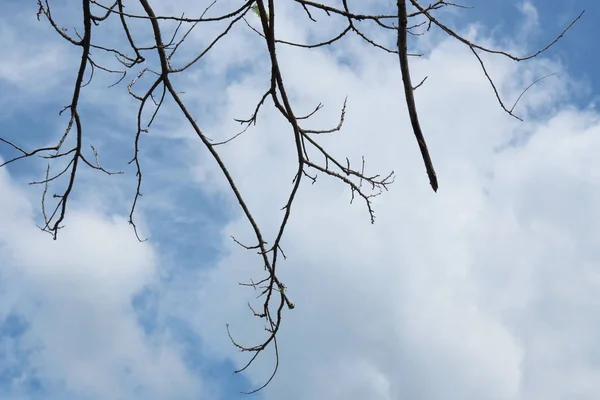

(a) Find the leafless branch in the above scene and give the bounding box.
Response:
[1,0,583,392]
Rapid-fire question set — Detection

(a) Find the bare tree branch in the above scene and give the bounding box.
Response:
[1,0,583,392]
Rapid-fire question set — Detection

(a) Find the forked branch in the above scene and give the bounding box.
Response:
[0,0,583,392]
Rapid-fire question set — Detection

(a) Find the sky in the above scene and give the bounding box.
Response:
[1,0,600,399]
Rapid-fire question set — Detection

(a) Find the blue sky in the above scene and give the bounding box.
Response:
[1,0,600,399]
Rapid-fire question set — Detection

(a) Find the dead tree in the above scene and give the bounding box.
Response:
[0,0,582,392]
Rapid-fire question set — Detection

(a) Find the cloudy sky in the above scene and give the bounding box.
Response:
[1,0,600,399]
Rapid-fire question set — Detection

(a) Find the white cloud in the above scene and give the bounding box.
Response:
[166,4,600,400]
[3,1,600,400]
[0,11,74,95]
[0,166,204,399]
[519,1,540,29]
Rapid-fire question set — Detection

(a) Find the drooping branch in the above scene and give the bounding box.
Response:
[397,0,438,191]
[0,0,583,393]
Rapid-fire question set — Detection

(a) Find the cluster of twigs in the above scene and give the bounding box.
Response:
[0,0,582,392]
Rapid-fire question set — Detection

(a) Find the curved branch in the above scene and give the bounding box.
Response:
[397,0,438,191]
